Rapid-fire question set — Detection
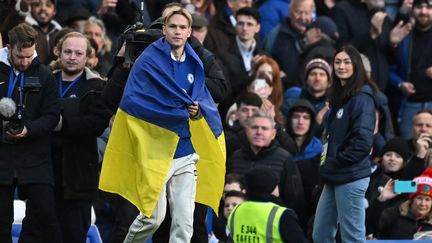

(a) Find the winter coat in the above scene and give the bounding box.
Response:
[264,18,305,87]
[51,68,111,200]
[227,140,292,177]
[227,140,305,219]
[320,85,376,184]
[204,4,236,53]
[285,99,322,199]
[0,48,60,185]
[378,200,432,239]
[216,39,264,99]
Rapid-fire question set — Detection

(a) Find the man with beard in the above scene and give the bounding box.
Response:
[49,31,111,243]
[282,58,332,127]
[0,23,61,243]
[1,0,62,64]
[389,0,432,140]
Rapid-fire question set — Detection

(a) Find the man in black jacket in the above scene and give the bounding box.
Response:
[0,23,61,242]
[216,6,264,118]
[227,110,305,219]
[50,31,111,243]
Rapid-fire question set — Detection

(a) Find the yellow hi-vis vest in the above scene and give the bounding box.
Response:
[227,201,285,243]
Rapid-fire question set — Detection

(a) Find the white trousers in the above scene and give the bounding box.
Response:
[124,153,199,243]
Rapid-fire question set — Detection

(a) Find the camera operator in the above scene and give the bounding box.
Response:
[0,23,62,242]
[50,32,111,243]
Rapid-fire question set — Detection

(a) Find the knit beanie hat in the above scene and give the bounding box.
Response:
[380,137,410,162]
[413,0,432,6]
[244,166,279,195]
[308,16,339,41]
[305,58,332,80]
[409,168,432,199]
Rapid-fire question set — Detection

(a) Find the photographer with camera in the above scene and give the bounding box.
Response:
[0,23,62,242]
[50,31,111,243]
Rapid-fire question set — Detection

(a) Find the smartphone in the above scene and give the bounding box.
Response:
[394,180,417,193]
[254,79,267,92]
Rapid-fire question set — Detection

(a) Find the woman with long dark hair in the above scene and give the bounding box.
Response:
[313,45,378,243]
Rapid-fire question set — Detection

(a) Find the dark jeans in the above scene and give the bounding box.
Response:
[109,195,139,243]
[0,183,62,243]
[56,199,91,243]
[153,202,209,243]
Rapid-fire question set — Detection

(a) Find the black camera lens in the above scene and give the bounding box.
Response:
[5,121,23,135]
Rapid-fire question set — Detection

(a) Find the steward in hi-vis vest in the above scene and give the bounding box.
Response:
[226,166,308,243]
[228,201,285,242]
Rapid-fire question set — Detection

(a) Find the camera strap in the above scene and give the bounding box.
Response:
[7,69,24,98]
[58,74,82,98]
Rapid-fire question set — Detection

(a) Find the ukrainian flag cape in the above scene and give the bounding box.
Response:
[99,38,226,217]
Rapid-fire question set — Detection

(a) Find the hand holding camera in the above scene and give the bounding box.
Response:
[0,97,26,143]
[0,97,26,138]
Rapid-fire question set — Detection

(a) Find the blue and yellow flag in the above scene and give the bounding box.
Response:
[99,38,226,217]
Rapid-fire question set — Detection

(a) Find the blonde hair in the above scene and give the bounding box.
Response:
[49,32,91,70]
[162,5,193,28]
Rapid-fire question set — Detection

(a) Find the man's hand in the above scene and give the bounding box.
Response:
[304,27,322,46]
[399,82,416,96]
[188,102,199,118]
[316,102,329,125]
[261,99,275,119]
[416,133,432,159]
[400,0,414,14]
[425,66,432,79]
[370,12,387,39]
[390,20,413,46]
[97,0,118,15]
[6,126,28,139]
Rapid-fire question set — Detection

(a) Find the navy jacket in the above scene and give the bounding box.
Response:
[0,49,60,185]
[320,85,376,184]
